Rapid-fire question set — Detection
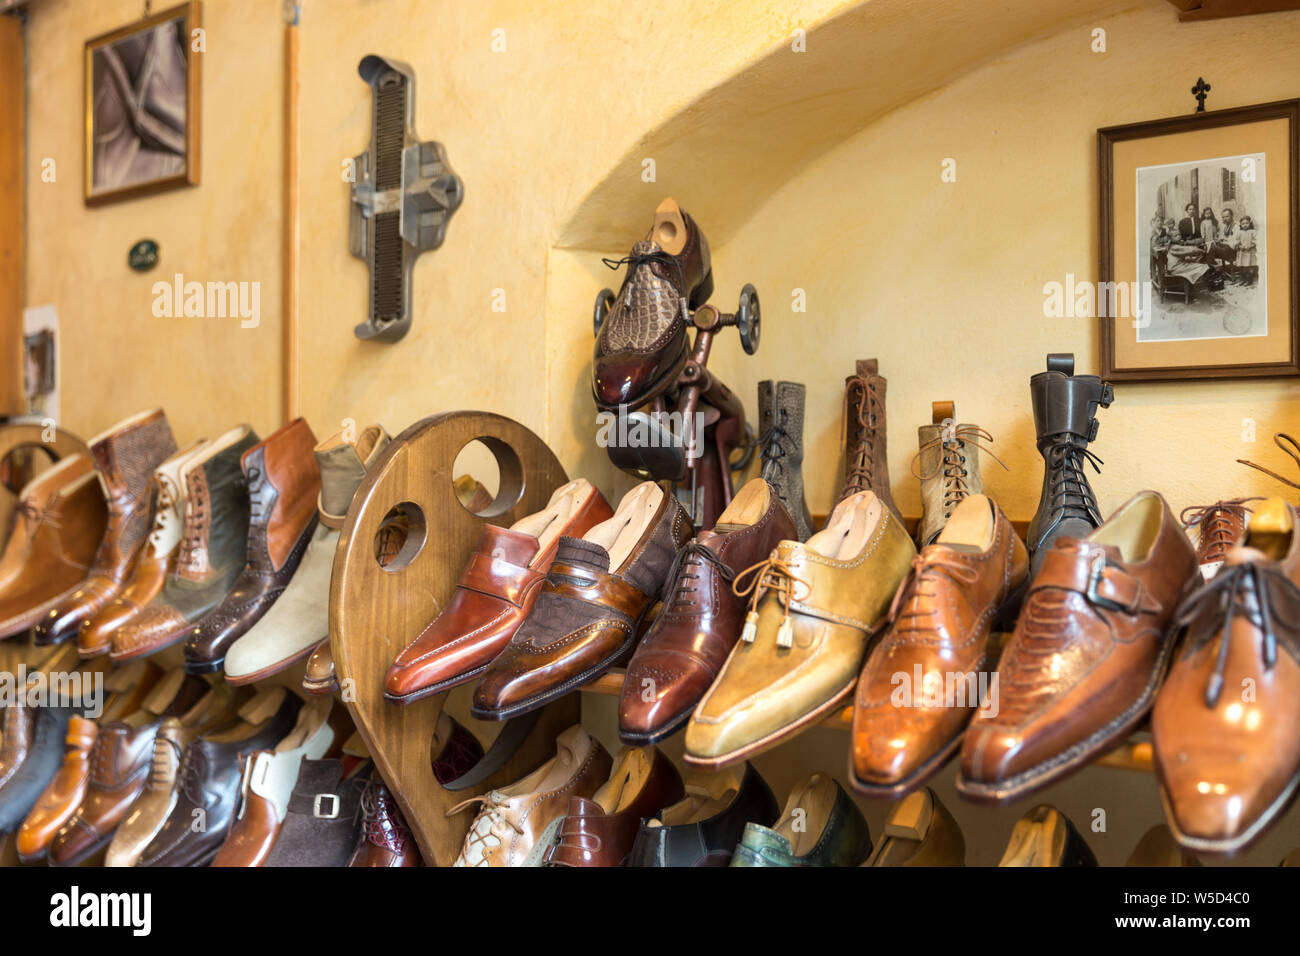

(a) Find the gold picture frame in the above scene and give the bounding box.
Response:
[84,1,201,207]
[1098,99,1299,381]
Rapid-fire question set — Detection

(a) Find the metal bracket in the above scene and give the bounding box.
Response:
[349,54,463,343]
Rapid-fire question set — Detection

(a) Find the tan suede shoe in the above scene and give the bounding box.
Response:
[684,490,915,770]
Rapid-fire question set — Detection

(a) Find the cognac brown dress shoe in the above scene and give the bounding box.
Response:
[34,409,177,647]
[958,491,1197,804]
[0,456,108,640]
[385,478,612,703]
[15,716,97,862]
[619,478,795,745]
[1179,498,1255,581]
[592,198,712,410]
[111,425,259,663]
[850,494,1027,798]
[545,746,684,867]
[1153,497,1300,855]
[185,418,321,673]
[77,439,210,658]
[472,481,691,720]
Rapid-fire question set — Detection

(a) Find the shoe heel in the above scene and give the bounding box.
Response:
[689,269,714,310]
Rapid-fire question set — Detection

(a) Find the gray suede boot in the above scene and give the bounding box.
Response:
[758,380,814,541]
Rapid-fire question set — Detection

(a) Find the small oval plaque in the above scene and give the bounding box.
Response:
[128,239,159,272]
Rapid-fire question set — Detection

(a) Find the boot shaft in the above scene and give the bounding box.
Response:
[88,409,178,570]
[758,381,812,540]
[1029,354,1113,450]
[315,425,390,529]
[176,426,259,583]
[242,418,321,572]
[839,358,895,513]
[146,439,210,561]
[915,403,985,546]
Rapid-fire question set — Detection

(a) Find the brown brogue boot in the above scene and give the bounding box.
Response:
[1180,498,1259,581]
[35,409,178,647]
[0,456,108,640]
[110,425,259,662]
[838,359,898,521]
[184,419,321,674]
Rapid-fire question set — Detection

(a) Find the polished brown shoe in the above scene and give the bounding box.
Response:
[1179,498,1257,580]
[546,746,684,867]
[619,478,795,745]
[185,419,321,673]
[111,425,259,662]
[837,359,898,520]
[15,716,97,862]
[958,491,1197,803]
[472,481,692,720]
[77,439,209,658]
[386,478,612,703]
[592,198,712,410]
[34,409,177,647]
[0,455,107,639]
[1153,497,1300,854]
[47,672,208,867]
[348,772,422,867]
[850,494,1027,797]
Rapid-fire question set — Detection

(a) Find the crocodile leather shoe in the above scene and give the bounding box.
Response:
[15,716,97,862]
[386,478,612,703]
[34,409,177,646]
[451,724,611,867]
[78,440,209,658]
[1153,497,1300,855]
[619,478,795,745]
[959,491,1196,803]
[850,494,1027,797]
[684,490,914,770]
[472,481,691,720]
[0,456,107,639]
[348,772,422,867]
[185,418,321,673]
[111,425,259,662]
[546,746,684,867]
[592,198,712,410]
[730,773,871,867]
[625,762,779,867]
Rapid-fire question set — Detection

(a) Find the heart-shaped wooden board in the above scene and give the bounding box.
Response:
[330,411,579,865]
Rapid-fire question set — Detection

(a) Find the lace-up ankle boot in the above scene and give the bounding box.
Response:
[1180,498,1259,580]
[914,402,1000,547]
[759,380,813,541]
[838,359,898,521]
[1026,354,1113,572]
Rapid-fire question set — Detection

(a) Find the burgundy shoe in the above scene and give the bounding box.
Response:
[348,772,422,867]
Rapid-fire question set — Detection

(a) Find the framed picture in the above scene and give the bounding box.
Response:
[84,2,201,206]
[1098,99,1299,381]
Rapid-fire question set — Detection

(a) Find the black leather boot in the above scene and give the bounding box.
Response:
[1026,354,1114,571]
[758,380,813,541]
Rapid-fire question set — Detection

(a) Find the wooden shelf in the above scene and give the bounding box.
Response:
[580,671,1154,772]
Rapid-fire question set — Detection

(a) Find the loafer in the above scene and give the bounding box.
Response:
[959,491,1197,803]
[624,762,778,868]
[729,773,871,867]
[386,478,612,703]
[619,478,796,745]
[684,490,914,770]
[472,482,691,721]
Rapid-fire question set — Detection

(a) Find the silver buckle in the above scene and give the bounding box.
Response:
[313,793,339,819]
[1085,550,1128,613]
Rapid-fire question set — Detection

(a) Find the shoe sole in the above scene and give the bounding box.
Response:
[182,655,225,675]
[383,661,491,706]
[847,725,966,800]
[682,680,856,772]
[469,634,638,722]
[955,628,1179,805]
[224,644,316,686]
[301,676,340,696]
[618,705,693,747]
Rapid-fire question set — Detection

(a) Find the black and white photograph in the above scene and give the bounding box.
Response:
[1136,153,1266,342]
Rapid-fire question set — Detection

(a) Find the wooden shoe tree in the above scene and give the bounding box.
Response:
[1243,496,1294,559]
[510,477,595,565]
[584,481,664,571]
[998,805,1095,867]
[865,787,966,867]
[593,747,655,814]
[936,494,996,553]
[654,765,746,826]
[330,411,579,865]
[772,773,837,857]
[650,197,687,255]
[713,478,769,534]
[807,491,883,560]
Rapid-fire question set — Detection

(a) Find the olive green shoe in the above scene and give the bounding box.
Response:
[730,773,871,867]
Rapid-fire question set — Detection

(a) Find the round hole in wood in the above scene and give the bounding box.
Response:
[451,436,524,519]
[375,501,427,572]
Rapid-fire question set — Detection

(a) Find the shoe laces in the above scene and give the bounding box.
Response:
[888,552,981,635]
[601,248,688,319]
[149,735,182,790]
[1180,498,1261,565]
[841,376,884,495]
[661,541,734,611]
[732,555,812,649]
[1041,437,1103,525]
[1175,561,1300,707]
[448,793,523,865]
[760,409,796,481]
[15,499,60,531]
[912,424,1006,517]
[1238,432,1300,490]
[360,779,410,852]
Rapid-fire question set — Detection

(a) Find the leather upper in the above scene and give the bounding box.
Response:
[349,775,421,867]
[838,359,897,518]
[729,774,871,868]
[261,758,368,867]
[620,479,796,744]
[15,716,97,860]
[961,491,1196,794]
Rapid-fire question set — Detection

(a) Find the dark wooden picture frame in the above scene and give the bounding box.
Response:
[1099,98,1300,381]
[84,1,202,207]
